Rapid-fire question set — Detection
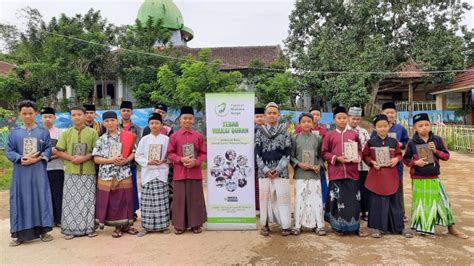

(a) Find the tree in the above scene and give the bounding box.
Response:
[247,58,299,108]
[0,8,119,105]
[14,63,70,103]
[0,73,21,110]
[116,17,173,107]
[152,49,243,112]
[285,0,473,108]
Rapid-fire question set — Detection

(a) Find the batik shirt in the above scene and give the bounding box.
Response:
[92,131,134,181]
[255,124,292,179]
[347,125,370,171]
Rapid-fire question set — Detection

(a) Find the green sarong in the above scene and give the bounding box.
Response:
[411,178,454,235]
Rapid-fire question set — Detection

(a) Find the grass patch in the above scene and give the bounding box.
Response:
[0,150,12,190]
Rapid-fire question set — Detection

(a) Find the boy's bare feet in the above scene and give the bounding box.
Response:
[448,226,469,239]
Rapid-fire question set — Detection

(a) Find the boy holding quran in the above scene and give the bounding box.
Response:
[362,114,413,238]
[321,106,367,237]
[93,111,138,238]
[403,113,468,239]
[135,113,171,237]
[7,100,54,246]
[167,106,207,235]
[55,106,98,240]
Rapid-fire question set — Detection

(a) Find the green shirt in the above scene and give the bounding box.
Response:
[56,126,98,175]
[291,132,324,180]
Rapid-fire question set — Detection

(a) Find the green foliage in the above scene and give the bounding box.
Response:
[0,108,14,118]
[117,17,172,107]
[72,71,95,103]
[248,58,298,108]
[0,8,120,105]
[152,49,242,112]
[0,150,12,190]
[286,0,473,107]
[0,73,21,110]
[255,72,297,107]
[14,63,69,101]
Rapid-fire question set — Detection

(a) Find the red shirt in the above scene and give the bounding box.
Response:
[321,128,361,181]
[122,123,131,132]
[295,124,327,139]
[362,137,402,195]
[167,129,207,180]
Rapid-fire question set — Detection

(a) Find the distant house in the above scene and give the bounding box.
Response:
[430,65,474,124]
[369,60,438,113]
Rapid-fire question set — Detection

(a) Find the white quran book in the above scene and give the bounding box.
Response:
[109,143,122,158]
[416,144,434,164]
[148,144,163,161]
[72,143,87,156]
[182,143,195,159]
[23,137,38,155]
[302,150,315,166]
[375,146,390,167]
[343,142,358,161]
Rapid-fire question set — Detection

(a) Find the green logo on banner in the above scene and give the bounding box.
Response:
[215,102,228,117]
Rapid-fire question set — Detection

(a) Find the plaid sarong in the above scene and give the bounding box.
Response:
[141,178,170,231]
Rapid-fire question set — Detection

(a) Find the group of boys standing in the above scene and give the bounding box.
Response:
[8,100,206,246]
[7,98,469,247]
[254,101,468,239]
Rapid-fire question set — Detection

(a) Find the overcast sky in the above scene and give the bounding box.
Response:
[1,0,473,49]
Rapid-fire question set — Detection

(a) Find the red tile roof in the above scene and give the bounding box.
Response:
[390,59,428,79]
[161,45,282,70]
[446,65,474,90]
[0,61,16,75]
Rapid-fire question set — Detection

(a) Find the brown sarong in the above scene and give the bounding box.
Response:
[95,177,134,229]
[172,179,207,230]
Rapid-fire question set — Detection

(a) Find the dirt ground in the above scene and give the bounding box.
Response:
[1,151,473,265]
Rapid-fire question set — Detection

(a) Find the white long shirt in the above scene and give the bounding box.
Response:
[135,133,170,185]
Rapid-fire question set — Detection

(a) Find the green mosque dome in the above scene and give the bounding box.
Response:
[137,0,193,41]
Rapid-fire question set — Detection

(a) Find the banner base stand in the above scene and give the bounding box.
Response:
[207,223,257,231]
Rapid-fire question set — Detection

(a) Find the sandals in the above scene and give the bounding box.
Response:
[122,226,139,235]
[281,229,291,236]
[112,229,122,238]
[87,232,98,238]
[174,228,185,235]
[358,230,369,238]
[371,230,383,238]
[260,226,270,237]
[424,233,436,239]
[291,228,301,236]
[9,239,23,247]
[40,233,53,242]
[137,231,148,237]
[64,235,75,240]
[402,229,414,238]
[192,227,203,234]
[315,228,327,236]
